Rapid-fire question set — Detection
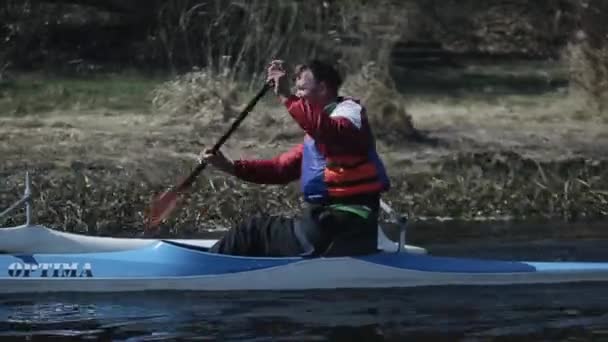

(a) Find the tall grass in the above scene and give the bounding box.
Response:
[151,0,338,124]
[566,41,608,116]
[2,152,606,235]
[150,61,239,123]
[151,0,427,140]
[565,0,608,117]
[155,0,333,85]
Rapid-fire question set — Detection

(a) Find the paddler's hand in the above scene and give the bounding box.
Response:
[199,148,235,175]
[266,59,291,99]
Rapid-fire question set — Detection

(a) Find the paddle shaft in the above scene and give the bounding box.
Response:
[175,83,272,192]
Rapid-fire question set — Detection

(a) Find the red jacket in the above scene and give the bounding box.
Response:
[233,95,374,185]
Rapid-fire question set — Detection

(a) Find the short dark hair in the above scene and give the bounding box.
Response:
[295,59,343,92]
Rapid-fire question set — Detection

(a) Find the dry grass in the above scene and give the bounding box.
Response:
[340,62,425,144]
[563,0,608,118]
[3,0,608,242]
[3,62,607,236]
[565,41,608,117]
[394,152,608,222]
[150,0,431,142]
[156,0,333,83]
[2,151,607,237]
[151,63,240,124]
[151,59,426,142]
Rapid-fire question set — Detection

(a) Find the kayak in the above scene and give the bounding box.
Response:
[2,173,608,293]
[2,224,608,293]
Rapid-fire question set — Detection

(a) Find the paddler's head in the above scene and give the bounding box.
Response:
[294,60,342,107]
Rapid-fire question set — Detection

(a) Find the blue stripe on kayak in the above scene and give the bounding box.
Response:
[0,242,300,278]
[357,252,537,273]
[527,261,608,272]
[7,242,608,279]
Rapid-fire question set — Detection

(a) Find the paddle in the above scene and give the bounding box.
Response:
[145,82,273,230]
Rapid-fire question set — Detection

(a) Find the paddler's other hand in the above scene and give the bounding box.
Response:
[198,148,235,175]
[266,59,291,98]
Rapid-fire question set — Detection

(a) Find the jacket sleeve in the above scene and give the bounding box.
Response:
[283,95,368,151]
[233,143,303,184]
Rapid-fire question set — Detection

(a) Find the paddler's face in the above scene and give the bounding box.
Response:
[295,69,326,104]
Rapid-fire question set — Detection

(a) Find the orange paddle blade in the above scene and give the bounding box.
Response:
[145,190,179,229]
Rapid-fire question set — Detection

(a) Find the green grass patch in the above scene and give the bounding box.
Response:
[0,73,165,116]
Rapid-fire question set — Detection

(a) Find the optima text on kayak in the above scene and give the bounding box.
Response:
[7,262,93,278]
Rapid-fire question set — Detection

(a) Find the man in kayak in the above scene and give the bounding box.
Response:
[200,59,390,257]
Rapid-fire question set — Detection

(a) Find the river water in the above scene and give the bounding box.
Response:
[2,240,608,341]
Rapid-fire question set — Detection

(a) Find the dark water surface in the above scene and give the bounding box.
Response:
[2,240,608,341]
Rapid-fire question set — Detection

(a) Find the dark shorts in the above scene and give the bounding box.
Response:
[208,205,379,257]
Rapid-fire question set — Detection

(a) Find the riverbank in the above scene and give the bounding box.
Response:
[1,68,607,240]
